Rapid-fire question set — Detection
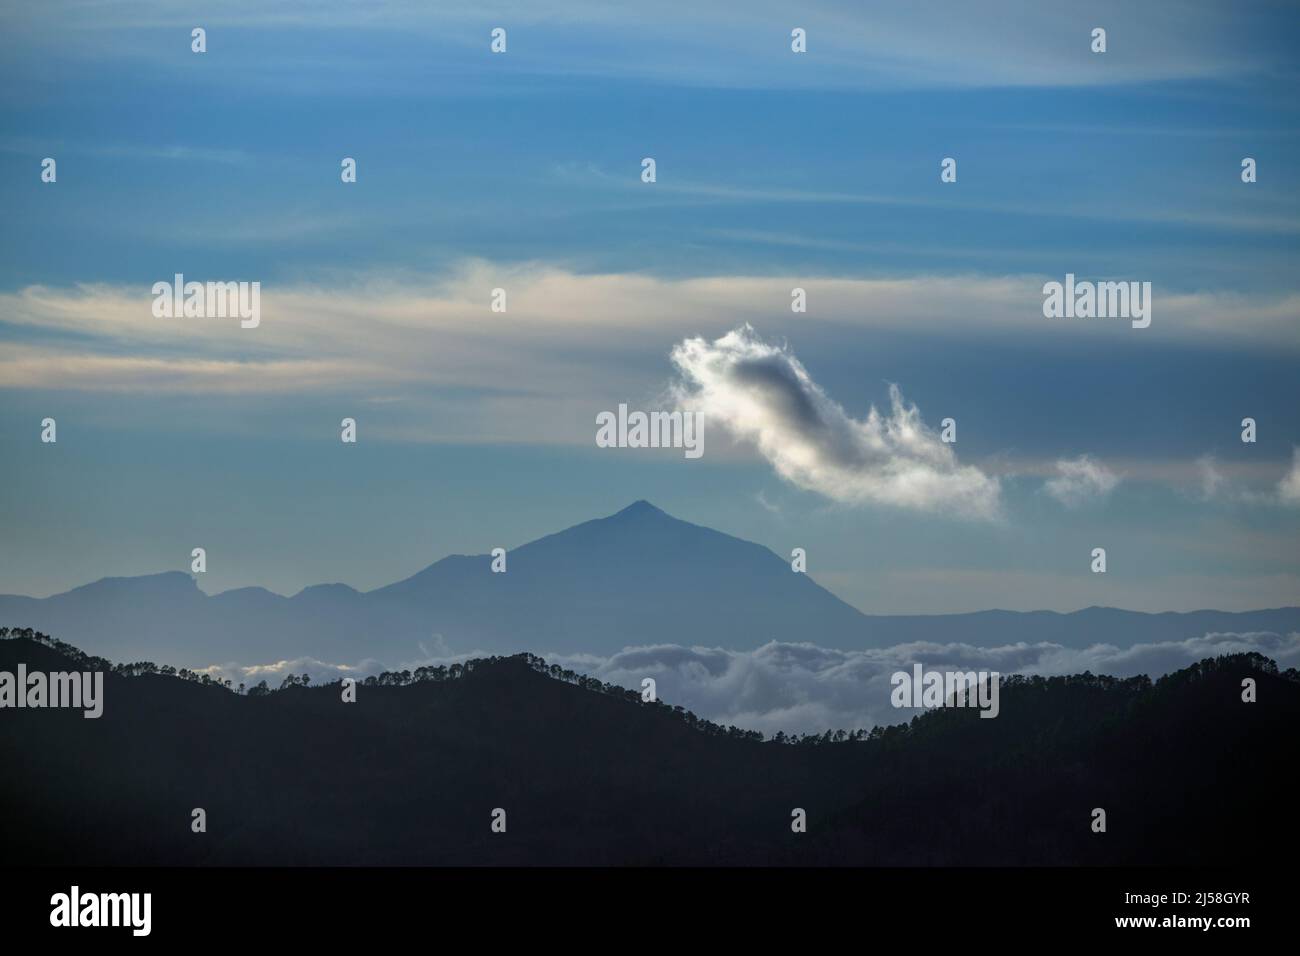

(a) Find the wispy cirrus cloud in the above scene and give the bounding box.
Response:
[0,139,256,166]
[4,266,1298,388]
[3,0,1278,92]
[556,164,1300,238]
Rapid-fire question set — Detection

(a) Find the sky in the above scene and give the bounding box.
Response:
[1,0,1298,614]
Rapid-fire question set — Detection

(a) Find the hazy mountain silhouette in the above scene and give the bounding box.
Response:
[1,633,1294,866]
[1,501,1296,666]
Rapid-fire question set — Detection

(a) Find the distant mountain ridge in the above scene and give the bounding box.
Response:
[1,500,1297,666]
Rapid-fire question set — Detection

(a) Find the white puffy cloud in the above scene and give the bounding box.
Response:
[669,324,1002,519]
[1043,454,1120,507]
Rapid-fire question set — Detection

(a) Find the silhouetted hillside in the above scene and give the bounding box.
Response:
[1,630,1295,866]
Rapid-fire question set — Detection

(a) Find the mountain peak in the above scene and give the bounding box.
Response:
[612,500,668,519]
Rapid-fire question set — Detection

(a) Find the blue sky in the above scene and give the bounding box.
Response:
[1,0,1298,612]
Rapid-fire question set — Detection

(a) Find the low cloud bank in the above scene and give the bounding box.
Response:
[198,630,1299,736]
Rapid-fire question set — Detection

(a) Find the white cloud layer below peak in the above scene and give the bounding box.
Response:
[196,630,1300,737]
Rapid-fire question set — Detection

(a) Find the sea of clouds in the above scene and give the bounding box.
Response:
[199,630,1300,736]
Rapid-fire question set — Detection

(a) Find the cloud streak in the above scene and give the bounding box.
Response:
[3,268,1297,401]
[4,0,1277,92]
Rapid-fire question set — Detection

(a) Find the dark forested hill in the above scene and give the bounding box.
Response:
[1,631,1295,866]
